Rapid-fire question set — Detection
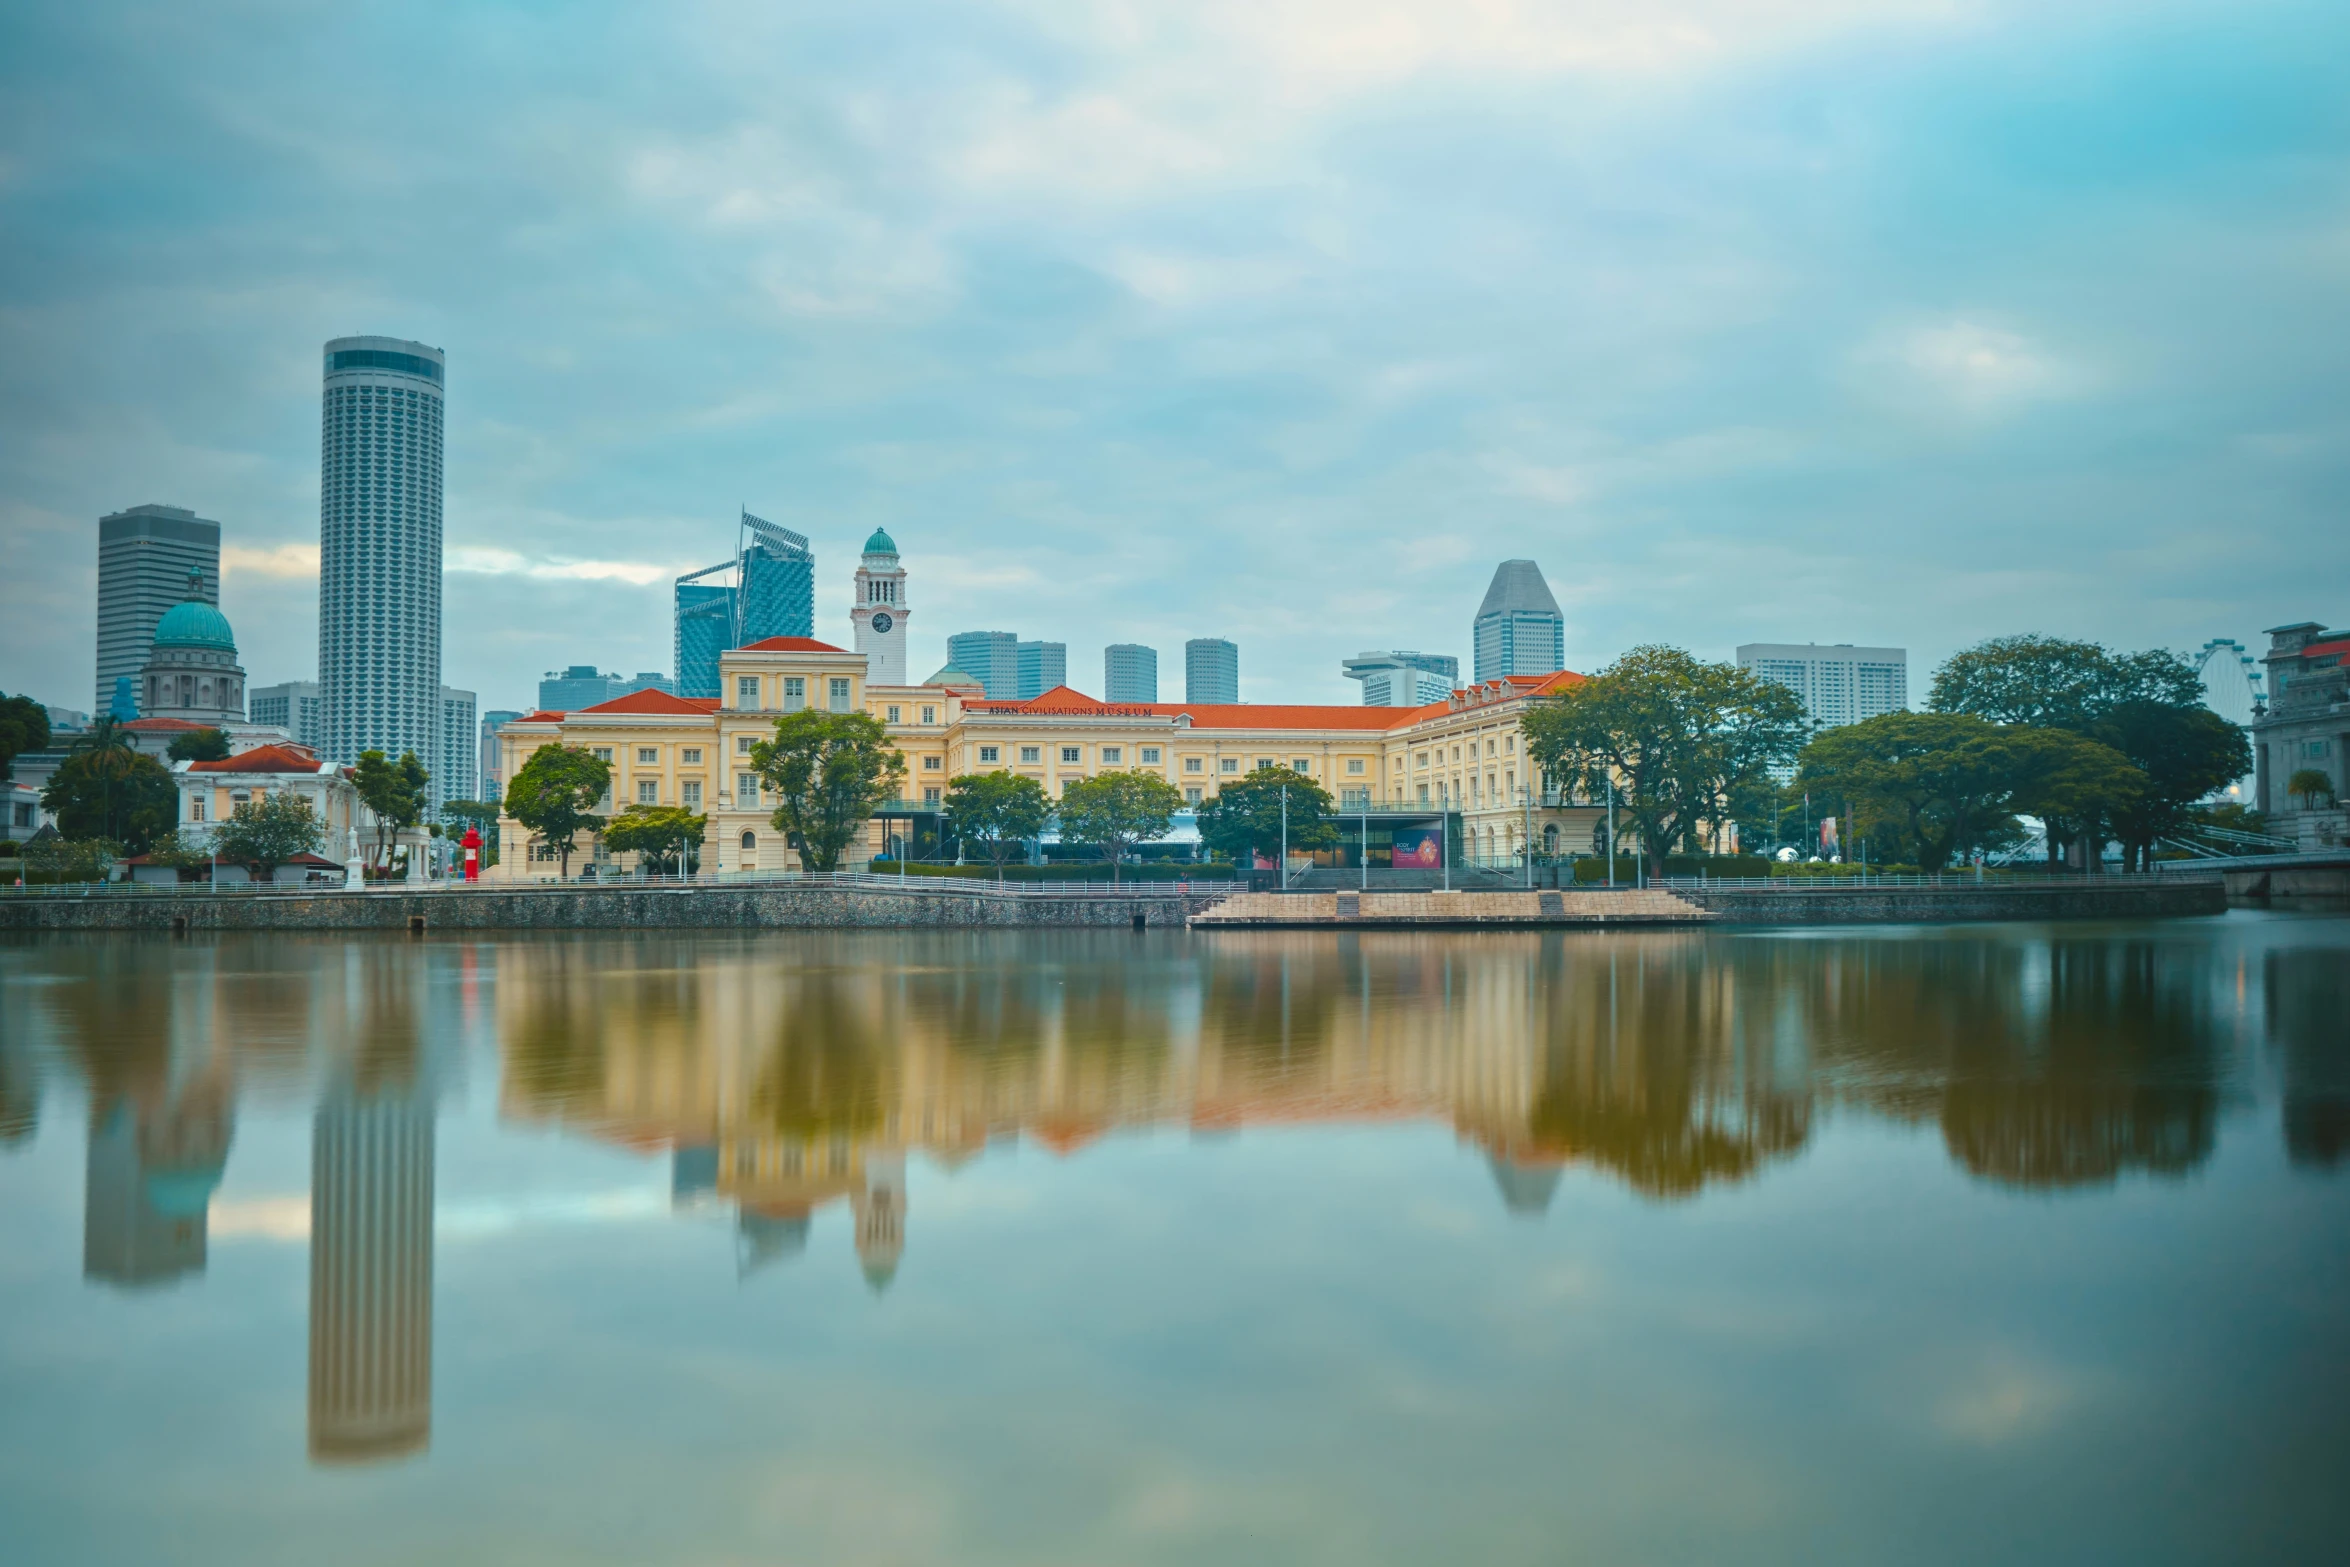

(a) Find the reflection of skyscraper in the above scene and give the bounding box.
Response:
[83,1099,230,1288]
[853,1150,905,1293]
[1486,1154,1563,1216]
[309,1094,435,1464]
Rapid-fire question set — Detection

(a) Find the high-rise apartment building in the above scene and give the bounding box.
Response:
[95,504,220,716]
[946,632,1021,699]
[537,667,673,711]
[850,529,910,685]
[1185,638,1240,704]
[438,687,477,807]
[1015,640,1066,700]
[1342,650,1459,706]
[479,710,522,794]
[318,337,445,802]
[1104,644,1158,703]
[1736,643,1908,729]
[251,681,326,751]
[1471,561,1565,682]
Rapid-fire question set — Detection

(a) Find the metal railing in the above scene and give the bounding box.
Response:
[1655,869,2222,890]
[2,869,1233,901]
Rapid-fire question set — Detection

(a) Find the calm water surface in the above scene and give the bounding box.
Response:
[2,914,2346,1565]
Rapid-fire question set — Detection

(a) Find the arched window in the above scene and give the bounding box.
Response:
[1543,824,1559,855]
[739,831,757,852]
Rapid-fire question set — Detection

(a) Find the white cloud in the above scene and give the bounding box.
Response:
[220,542,320,580]
[447,546,687,586]
[1874,318,2084,411]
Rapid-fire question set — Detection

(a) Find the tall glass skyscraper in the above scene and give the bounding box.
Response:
[673,562,737,701]
[1471,560,1565,682]
[1185,638,1240,704]
[673,512,812,699]
[1015,640,1065,700]
[319,337,444,792]
[946,631,1020,699]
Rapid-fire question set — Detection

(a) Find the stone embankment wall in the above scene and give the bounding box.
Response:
[1679,879,2225,923]
[0,884,1224,933]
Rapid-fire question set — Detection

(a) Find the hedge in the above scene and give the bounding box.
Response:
[1571,855,1773,882]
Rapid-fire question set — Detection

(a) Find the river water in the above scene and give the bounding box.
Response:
[2,913,2345,1565]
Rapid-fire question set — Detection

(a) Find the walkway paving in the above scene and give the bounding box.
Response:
[1189,889,1713,927]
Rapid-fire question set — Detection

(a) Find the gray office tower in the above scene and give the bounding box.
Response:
[1343,650,1459,706]
[1015,640,1066,700]
[319,337,445,804]
[95,504,221,716]
[946,632,1020,699]
[537,667,673,711]
[251,680,327,750]
[1471,560,1565,682]
[479,710,522,793]
[1736,643,1907,728]
[438,687,477,805]
[1185,638,1240,704]
[1104,644,1158,703]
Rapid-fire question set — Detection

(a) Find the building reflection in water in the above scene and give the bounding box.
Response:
[308,1090,434,1464]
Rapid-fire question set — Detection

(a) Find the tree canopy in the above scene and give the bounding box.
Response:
[1795,712,2028,871]
[40,747,176,854]
[943,771,1051,873]
[2094,702,2253,870]
[1929,635,2203,731]
[601,804,708,875]
[1523,646,1810,876]
[166,727,232,763]
[1055,769,1186,880]
[1194,766,1335,866]
[749,709,906,872]
[2286,768,2335,809]
[214,791,325,878]
[352,749,430,866]
[0,693,50,776]
[504,744,610,876]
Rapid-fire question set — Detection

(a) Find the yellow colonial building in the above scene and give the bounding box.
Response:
[486,634,1603,877]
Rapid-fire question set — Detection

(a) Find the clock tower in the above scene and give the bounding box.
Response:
[850,528,909,684]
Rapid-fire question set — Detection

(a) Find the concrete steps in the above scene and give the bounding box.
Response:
[1189,889,1714,927]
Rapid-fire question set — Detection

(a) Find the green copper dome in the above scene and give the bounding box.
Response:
[925,664,983,689]
[862,528,899,555]
[151,599,237,652]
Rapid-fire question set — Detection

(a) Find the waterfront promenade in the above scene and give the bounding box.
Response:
[0,870,2225,931]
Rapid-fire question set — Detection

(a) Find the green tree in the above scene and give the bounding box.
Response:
[1056,769,1186,881]
[0,693,50,777]
[22,835,121,883]
[2001,728,2144,867]
[213,792,325,880]
[944,771,1052,875]
[143,829,212,871]
[2286,768,2336,810]
[2095,702,2253,870]
[601,804,709,875]
[749,710,906,872]
[351,749,430,868]
[1194,766,1336,868]
[1929,635,2202,731]
[1523,646,1811,878]
[40,748,176,853]
[1794,712,2033,872]
[504,744,611,877]
[166,727,232,763]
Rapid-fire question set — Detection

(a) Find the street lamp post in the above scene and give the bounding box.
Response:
[1607,777,1616,890]
[1279,784,1288,890]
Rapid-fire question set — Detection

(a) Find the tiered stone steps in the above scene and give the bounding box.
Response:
[1189,889,1714,927]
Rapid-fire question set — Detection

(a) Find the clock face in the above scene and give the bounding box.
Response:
[871,612,894,634]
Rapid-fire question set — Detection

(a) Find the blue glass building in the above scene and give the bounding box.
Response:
[671,512,814,700]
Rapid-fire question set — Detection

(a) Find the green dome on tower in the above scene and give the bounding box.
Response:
[151,598,237,653]
[862,528,898,555]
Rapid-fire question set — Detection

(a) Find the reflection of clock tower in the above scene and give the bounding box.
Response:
[850,528,909,684]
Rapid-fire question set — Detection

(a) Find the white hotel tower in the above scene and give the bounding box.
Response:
[319,337,445,799]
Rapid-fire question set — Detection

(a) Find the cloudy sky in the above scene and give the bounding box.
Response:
[3,0,2345,717]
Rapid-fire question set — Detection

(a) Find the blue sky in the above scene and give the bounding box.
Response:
[2,0,2345,717]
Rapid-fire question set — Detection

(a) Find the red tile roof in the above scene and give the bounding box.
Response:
[187,744,325,774]
[122,717,212,732]
[576,688,723,716]
[964,672,1583,731]
[2300,638,2350,662]
[739,636,847,653]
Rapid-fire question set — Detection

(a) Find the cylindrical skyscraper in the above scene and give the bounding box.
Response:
[309,1091,435,1463]
[319,337,444,784]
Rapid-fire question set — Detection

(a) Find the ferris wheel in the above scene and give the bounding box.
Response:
[2196,638,2264,727]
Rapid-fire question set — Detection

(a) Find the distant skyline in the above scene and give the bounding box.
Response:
[4,1,2346,718]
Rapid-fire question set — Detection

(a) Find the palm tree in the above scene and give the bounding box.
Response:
[65,715,141,846]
